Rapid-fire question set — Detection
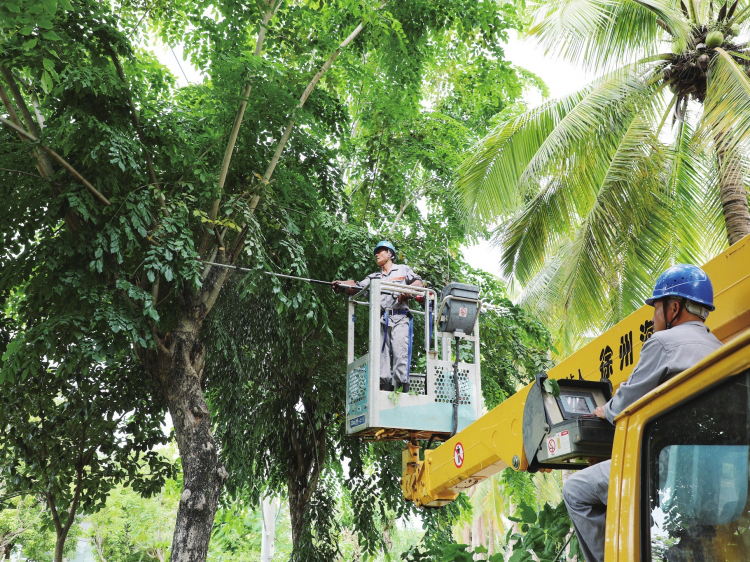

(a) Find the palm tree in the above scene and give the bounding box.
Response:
[459,0,750,353]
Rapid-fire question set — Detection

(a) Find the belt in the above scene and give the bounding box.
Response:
[386,309,410,315]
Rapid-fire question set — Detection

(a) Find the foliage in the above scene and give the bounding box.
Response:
[0,294,174,557]
[459,0,750,355]
[85,474,180,562]
[0,494,80,561]
[507,499,580,562]
[210,498,293,561]
[1,0,549,557]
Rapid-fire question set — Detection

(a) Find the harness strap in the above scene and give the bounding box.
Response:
[382,309,389,352]
[406,314,414,383]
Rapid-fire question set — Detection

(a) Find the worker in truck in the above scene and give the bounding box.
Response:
[332,241,424,392]
[562,263,722,562]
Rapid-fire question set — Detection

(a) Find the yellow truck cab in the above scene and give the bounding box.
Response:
[608,323,750,560]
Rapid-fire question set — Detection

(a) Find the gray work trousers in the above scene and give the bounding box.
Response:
[562,460,611,562]
[380,313,410,390]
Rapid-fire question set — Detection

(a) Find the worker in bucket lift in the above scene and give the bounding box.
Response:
[562,264,722,562]
[332,241,424,392]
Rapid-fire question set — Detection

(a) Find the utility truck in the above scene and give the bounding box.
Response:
[345,234,750,560]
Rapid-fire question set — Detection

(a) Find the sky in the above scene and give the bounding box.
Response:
[153,30,591,280]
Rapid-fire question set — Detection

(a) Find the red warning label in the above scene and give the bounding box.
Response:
[453,442,465,468]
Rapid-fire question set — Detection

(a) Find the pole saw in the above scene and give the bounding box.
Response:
[201,260,334,286]
[201,260,422,301]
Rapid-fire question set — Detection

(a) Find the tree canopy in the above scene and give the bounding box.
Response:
[0,0,555,558]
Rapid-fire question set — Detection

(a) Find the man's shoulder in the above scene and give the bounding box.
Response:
[651,322,721,349]
[393,263,419,275]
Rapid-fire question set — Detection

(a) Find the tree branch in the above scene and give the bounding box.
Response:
[201,0,277,255]
[0,117,111,206]
[0,76,55,179]
[252,16,368,203]
[0,67,41,139]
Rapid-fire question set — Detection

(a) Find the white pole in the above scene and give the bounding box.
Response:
[260,495,280,562]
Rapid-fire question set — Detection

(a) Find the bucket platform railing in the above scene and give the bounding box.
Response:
[345,278,482,441]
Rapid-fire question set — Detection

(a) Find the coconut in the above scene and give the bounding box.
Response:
[706,30,724,48]
[697,54,710,70]
[731,24,740,37]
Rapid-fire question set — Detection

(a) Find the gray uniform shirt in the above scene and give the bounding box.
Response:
[604,321,722,423]
[357,263,422,311]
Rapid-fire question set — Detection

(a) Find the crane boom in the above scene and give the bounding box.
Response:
[402,235,750,507]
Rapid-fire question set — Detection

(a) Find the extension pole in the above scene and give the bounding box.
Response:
[201,260,334,286]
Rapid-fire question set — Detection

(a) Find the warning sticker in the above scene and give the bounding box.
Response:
[546,430,571,459]
[453,442,465,468]
[459,307,468,317]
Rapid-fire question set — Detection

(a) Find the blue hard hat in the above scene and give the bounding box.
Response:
[645,264,715,310]
[374,240,396,258]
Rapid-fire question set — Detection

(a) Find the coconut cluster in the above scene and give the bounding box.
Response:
[662,24,746,104]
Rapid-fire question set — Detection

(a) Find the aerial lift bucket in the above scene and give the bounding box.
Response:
[345,279,483,441]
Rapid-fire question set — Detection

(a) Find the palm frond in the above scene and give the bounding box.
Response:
[508,115,667,351]
[499,101,662,279]
[457,89,591,225]
[459,61,658,228]
[527,0,688,73]
[668,114,728,264]
[517,69,657,190]
[697,47,750,156]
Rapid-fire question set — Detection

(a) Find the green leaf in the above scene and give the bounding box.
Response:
[42,29,61,40]
[543,378,560,398]
[22,37,38,50]
[41,0,57,15]
[36,18,53,29]
[517,501,538,524]
[40,70,53,94]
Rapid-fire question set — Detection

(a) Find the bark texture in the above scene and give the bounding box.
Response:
[141,270,230,562]
[716,144,750,245]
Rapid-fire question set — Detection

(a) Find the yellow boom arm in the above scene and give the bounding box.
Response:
[402,236,750,507]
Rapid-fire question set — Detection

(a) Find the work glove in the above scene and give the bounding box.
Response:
[397,292,412,303]
[333,280,356,295]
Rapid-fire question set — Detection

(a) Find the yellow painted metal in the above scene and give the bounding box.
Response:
[403,234,750,508]
[605,321,750,560]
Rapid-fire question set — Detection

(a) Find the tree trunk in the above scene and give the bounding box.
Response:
[162,320,227,561]
[143,284,229,562]
[288,477,307,548]
[286,417,326,552]
[715,140,750,245]
[261,495,280,562]
[53,531,68,562]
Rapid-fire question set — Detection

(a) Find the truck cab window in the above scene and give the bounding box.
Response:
[643,370,750,561]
